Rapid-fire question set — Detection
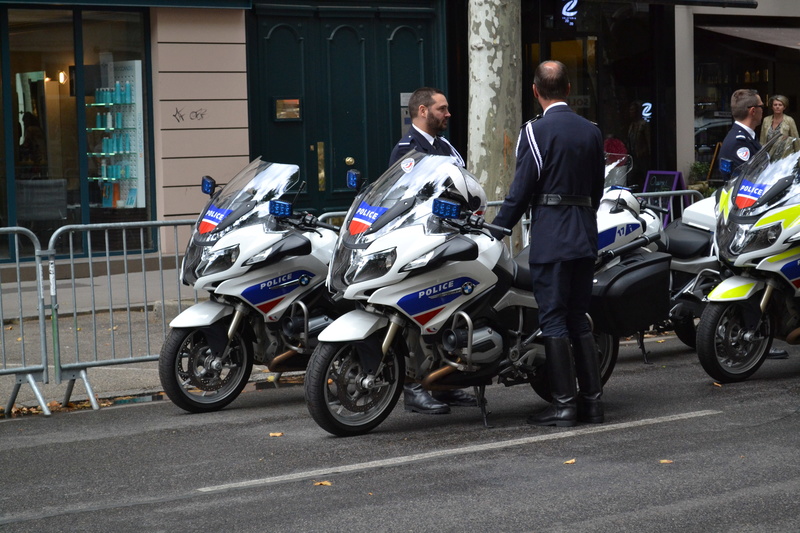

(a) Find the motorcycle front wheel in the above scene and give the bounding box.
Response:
[529,332,619,400]
[305,338,406,437]
[159,326,253,413]
[696,302,771,383]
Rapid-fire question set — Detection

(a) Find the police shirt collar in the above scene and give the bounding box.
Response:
[734,121,756,140]
[412,124,436,146]
[542,101,568,115]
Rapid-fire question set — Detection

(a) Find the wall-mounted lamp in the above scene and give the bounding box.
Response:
[58,71,68,84]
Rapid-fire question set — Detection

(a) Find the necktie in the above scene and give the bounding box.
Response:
[432,137,446,155]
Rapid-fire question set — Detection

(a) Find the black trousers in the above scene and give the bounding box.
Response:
[530,257,595,338]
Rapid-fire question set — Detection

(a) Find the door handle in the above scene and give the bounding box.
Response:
[316,141,325,192]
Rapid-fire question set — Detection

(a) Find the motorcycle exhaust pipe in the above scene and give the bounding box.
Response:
[281,314,332,338]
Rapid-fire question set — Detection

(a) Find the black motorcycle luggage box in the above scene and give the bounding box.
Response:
[590,251,671,337]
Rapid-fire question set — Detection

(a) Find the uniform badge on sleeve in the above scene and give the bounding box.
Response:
[736,147,751,161]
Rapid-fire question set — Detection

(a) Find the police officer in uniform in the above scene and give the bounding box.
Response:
[492,61,605,427]
[719,88,764,180]
[388,86,475,414]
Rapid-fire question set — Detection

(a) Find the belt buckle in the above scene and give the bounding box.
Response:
[551,194,562,205]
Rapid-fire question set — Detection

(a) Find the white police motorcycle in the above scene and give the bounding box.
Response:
[304,152,670,436]
[159,158,344,413]
[696,136,800,382]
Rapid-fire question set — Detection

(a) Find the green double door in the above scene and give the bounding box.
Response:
[251,3,444,213]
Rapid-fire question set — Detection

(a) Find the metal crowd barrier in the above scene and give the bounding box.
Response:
[45,220,197,410]
[0,227,51,415]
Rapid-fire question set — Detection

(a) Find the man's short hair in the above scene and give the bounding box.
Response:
[534,60,569,101]
[731,89,759,121]
[408,87,444,119]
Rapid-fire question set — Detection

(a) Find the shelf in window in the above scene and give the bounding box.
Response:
[88,176,136,182]
[87,102,134,107]
[86,127,135,132]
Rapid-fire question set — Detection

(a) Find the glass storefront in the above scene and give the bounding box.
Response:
[1,7,150,258]
[522,1,675,191]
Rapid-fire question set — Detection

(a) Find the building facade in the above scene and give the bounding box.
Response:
[0,0,795,259]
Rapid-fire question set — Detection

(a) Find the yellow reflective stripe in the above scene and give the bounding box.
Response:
[754,205,800,228]
[709,282,755,300]
[719,188,731,222]
[766,246,800,263]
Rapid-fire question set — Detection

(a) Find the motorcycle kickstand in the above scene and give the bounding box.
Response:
[474,385,492,428]
[636,331,652,365]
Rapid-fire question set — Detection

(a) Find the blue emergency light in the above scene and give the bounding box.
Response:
[201,175,217,196]
[347,169,362,190]
[269,200,293,217]
[432,198,462,219]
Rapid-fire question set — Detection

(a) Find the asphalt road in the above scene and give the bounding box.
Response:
[2,334,799,532]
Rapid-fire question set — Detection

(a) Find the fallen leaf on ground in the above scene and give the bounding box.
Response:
[564,459,576,465]
[713,382,722,387]
[314,480,332,486]
[269,432,284,437]
[657,339,665,343]
[660,460,673,464]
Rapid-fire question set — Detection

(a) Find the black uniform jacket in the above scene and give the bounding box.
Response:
[719,123,761,178]
[389,126,465,167]
[492,105,604,264]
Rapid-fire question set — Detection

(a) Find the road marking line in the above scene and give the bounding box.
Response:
[198,409,722,493]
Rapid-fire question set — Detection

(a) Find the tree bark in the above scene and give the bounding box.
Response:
[467,0,523,247]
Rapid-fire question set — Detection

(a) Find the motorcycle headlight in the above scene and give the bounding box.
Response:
[344,247,397,284]
[199,244,240,276]
[727,222,780,256]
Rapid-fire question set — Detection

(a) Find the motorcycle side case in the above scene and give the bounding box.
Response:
[590,251,671,337]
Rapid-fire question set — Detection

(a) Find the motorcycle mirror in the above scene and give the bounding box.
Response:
[432,198,462,219]
[269,200,293,217]
[346,169,365,190]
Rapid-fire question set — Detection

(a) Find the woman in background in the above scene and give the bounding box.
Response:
[760,95,799,153]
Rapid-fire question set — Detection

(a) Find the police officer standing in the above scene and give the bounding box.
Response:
[388,86,476,414]
[491,61,605,427]
[718,88,764,180]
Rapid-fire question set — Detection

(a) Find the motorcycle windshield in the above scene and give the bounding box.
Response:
[604,153,632,188]
[330,151,486,292]
[192,158,299,244]
[726,136,800,220]
[341,151,485,243]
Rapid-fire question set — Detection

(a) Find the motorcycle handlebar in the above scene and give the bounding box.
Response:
[642,203,670,215]
[465,214,512,236]
[599,232,662,261]
[315,220,340,232]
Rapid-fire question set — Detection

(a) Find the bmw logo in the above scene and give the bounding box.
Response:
[461,282,475,295]
[299,275,311,286]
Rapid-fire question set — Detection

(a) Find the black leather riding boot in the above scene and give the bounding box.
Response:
[403,383,450,414]
[527,337,577,427]
[572,332,604,424]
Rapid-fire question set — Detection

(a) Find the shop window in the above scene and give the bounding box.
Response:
[3,8,149,258]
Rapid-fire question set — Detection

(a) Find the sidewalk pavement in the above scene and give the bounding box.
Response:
[0,267,302,416]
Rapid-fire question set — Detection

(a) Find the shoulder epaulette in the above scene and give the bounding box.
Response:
[521,115,542,129]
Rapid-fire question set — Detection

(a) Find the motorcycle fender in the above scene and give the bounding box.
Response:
[706,276,764,302]
[169,300,235,328]
[318,309,388,342]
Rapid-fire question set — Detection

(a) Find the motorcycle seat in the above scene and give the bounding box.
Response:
[512,246,532,290]
[658,219,711,260]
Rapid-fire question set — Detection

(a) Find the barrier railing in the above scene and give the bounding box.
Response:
[0,227,51,415]
[46,220,196,410]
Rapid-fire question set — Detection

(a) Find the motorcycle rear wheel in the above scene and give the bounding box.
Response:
[529,332,619,400]
[305,338,405,437]
[696,302,771,383]
[671,317,697,349]
[159,326,253,413]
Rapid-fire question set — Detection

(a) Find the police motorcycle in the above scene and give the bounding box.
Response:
[597,153,720,351]
[159,158,344,413]
[303,151,670,437]
[696,135,800,382]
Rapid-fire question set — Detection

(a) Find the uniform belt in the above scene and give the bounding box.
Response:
[532,194,592,207]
